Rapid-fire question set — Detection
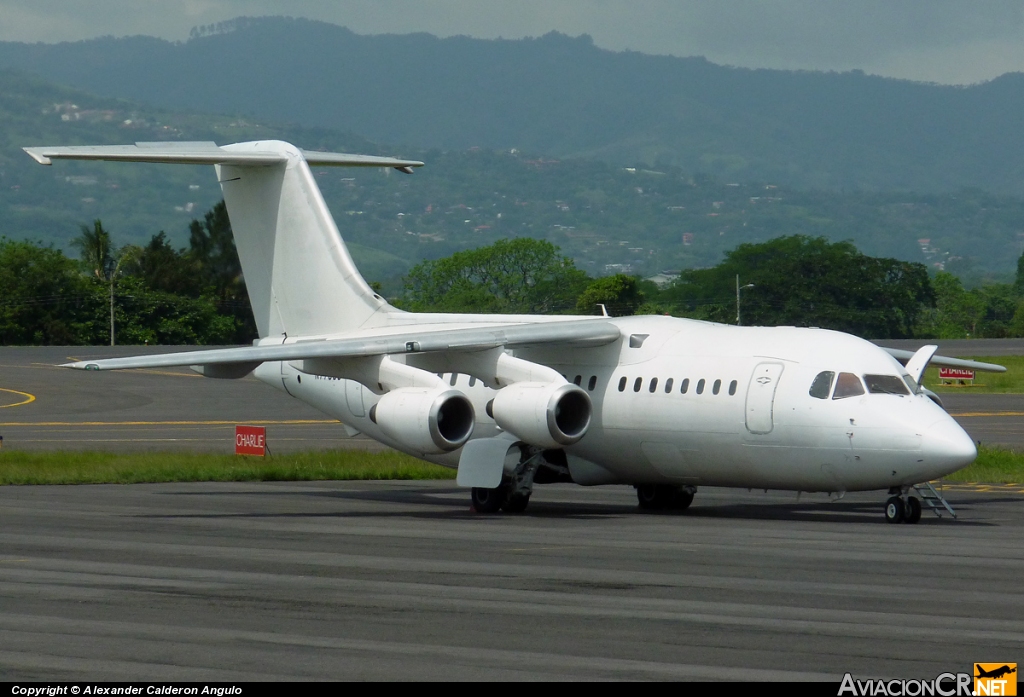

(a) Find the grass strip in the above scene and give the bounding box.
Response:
[0,449,455,485]
[0,446,1020,486]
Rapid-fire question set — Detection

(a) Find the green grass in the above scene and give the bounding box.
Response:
[922,356,1024,393]
[0,445,1020,486]
[943,445,1024,483]
[0,449,455,486]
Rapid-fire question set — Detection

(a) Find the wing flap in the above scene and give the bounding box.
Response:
[62,320,621,372]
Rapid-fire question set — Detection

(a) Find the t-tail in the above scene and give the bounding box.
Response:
[24,140,423,338]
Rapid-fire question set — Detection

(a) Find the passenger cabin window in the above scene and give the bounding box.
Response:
[680,378,690,394]
[450,373,458,386]
[832,372,865,399]
[809,371,835,399]
[665,378,674,393]
[618,376,627,392]
[729,380,737,395]
[649,377,659,393]
[588,375,597,391]
[573,375,582,386]
[712,379,721,395]
[696,379,706,395]
[469,376,477,387]
[864,374,911,396]
[633,377,642,392]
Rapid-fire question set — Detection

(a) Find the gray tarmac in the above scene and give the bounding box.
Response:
[0,346,382,453]
[0,346,1021,681]
[874,338,1024,357]
[0,481,1021,681]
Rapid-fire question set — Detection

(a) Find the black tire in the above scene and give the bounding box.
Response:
[501,493,531,513]
[472,486,507,514]
[636,484,673,510]
[672,488,695,510]
[885,496,905,524]
[905,496,922,524]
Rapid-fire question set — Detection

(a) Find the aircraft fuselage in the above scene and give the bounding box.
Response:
[257,315,976,495]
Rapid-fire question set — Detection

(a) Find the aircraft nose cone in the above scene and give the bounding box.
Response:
[922,418,977,476]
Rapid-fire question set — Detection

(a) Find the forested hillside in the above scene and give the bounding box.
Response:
[4,68,1024,288]
[2,16,1024,193]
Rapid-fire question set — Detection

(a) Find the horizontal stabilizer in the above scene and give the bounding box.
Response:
[62,319,621,372]
[883,347,1006,373]
[24,142,423,170]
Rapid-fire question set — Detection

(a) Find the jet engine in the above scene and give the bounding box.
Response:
[369,387,475,454]
[487,382,591,448]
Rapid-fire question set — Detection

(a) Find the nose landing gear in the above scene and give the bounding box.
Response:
[885,490,924,524]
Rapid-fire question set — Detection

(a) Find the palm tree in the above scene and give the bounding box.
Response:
[72,220,139,346]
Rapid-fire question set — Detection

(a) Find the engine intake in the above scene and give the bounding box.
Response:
[487,382,591,448]
[369,387,475,454]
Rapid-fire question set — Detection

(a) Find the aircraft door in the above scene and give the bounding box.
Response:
[345,380,365,418]
[745,362,784,434]
[280,361,295,396]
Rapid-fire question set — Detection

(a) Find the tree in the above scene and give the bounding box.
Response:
[400,238,589,313]
[71,220,140,346]
[72,219,113,281]
[0,239,95,345]
[660,236,933,338]
[185,201,256,342]
[575,274,645,316]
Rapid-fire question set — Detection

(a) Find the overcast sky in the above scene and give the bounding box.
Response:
[1,0,1022,85]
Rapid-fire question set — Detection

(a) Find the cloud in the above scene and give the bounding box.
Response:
[0,0,1022,83]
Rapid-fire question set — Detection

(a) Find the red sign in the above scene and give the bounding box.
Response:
[235,425,266,456]
[939,367,975,380]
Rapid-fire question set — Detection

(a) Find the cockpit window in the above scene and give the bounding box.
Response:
[864,374,910,396]
[832,372,866,399]
[809,371,835,399]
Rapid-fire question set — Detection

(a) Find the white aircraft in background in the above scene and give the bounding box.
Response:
[25,140,1004,523]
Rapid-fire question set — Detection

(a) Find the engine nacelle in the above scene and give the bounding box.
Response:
[369,387,475,454]
[487,382,591,448]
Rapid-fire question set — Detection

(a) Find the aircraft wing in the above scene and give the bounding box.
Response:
[882,348,1006,373]
[62,319,621,371]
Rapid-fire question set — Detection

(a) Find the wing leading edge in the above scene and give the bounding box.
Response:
[62,320,622,372]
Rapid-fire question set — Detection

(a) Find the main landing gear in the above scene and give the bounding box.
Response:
[470,483,532,514]
[470,447,547,514]
[635,484,696,511]
[885,491,922,524]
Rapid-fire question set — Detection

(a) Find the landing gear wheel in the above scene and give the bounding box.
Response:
[636,484,674,510]
[885,496,905,524]
[472,486,507,514]
[501,493,531,513]
[671,488,695,510]
[904,496,922,524]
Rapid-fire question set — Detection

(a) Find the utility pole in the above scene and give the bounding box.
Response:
[108,248,138,346]
[736,274,754,325]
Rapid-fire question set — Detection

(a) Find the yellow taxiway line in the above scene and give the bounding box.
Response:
[0,388,36,409]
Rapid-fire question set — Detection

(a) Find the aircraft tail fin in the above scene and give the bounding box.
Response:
[24,141,423,338]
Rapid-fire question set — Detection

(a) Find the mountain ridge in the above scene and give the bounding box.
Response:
[2,16,1024,194]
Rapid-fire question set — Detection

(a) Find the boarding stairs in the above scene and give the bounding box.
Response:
[913,481,957,519]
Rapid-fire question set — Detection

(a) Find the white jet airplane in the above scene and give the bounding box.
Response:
[25,140,1003,523]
